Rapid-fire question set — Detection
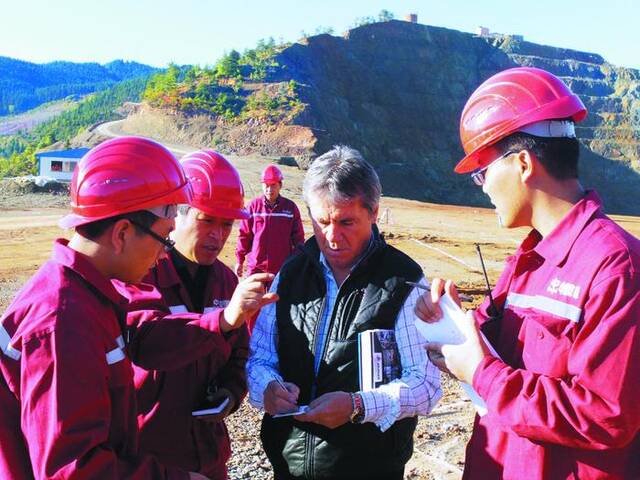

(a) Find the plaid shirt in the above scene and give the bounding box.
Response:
[247,253,441,432]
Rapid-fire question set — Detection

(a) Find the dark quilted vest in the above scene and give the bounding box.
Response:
[261,232,423,480]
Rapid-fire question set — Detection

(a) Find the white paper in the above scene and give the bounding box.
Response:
[414,292,499,416]
[272,405,309,418]
[191,397,230,416]
[414,292,467,345]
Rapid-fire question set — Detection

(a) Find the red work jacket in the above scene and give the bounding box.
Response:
[0,240,188,480]
[124,255,248,479]
[235,195,304,275]
[467,192,640,480]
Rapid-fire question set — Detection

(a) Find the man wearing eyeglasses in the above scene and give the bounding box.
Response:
[0,137,227,479]
[415,67,640,479]
[120,150,274,479]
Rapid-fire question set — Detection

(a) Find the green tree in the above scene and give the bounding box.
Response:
[314,26,334,35]
[215,50,241,78]
[378,9,395,22]
[352,15,376,28]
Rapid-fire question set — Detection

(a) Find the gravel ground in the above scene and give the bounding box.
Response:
[225,375,475,480]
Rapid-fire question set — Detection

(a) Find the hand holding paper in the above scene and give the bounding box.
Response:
[264,378,301,416]
[415,290,497,415]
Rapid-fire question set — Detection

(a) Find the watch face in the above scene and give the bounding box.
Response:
[350,393,365,423]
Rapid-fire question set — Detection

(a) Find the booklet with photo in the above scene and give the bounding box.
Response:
[192,397,230,417]
[414,291,500,416]
[358,329,402,391]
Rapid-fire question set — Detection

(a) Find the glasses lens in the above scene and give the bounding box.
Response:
[471,169,485,186]
[470,150,517,186]
[130,220,174,251]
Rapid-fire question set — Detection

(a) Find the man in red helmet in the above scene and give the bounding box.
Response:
[0,137,273,479]
[416,67,640,479]
[122,150,259,479]
[235,164,304,304]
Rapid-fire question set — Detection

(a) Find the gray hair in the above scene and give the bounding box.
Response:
[303,145,381,214]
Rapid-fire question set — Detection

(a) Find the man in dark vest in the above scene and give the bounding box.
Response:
[247,145,442,480]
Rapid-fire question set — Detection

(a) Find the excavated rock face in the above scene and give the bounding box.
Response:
[270,21,640,214]
[124,21,639,213]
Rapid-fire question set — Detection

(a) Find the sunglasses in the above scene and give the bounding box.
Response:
[129,219,175,252]
[471,150,518,186]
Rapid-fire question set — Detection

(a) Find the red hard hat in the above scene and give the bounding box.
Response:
[59,137,192,229]
[261,164,284,184]
[181,150,249,220]
[456,67,587,173]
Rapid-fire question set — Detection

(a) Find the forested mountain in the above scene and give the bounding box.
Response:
[0,77,149,176]
[0,56,156,115]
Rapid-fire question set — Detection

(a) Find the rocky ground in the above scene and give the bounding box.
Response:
[225,375,475,480]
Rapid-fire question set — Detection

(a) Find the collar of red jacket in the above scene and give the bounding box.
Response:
[152,253,184,289]
[52,238,128,308]
[262,194,281,209]
[517,190,603,267]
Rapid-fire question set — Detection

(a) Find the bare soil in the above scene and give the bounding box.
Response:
[0,100,78,135]
[2,153,640,479]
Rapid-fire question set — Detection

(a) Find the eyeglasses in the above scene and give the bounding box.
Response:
[129,219,175,252]
[471,150,518,186]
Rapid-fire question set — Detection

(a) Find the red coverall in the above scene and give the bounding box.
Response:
[466,191,640,479]
[235,195,304,276]
[0,240,199,479]
[121,255,249,479]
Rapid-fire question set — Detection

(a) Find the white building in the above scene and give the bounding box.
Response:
[36,148,89,182]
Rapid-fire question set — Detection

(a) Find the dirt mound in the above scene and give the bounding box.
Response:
[0,178,70,210]
[0,177,69,195]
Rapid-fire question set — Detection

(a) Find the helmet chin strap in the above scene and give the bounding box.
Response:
[517,120,576,138]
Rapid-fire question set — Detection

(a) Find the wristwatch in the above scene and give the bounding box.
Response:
[349,392,365,424]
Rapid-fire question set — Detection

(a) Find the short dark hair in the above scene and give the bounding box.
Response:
[76,210,160,240]
[495,131,580,180]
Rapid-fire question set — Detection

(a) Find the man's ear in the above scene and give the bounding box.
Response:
[110,219,132,254]
[518,150,536,184]
[371,205,380,223]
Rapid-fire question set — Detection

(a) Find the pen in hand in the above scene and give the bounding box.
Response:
[273,376,290,393]
[405,281,473,302]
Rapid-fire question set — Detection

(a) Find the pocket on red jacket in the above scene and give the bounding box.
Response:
[521,313,574,377]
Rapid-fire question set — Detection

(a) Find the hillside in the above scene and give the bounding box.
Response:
[118,21,640,214]
[0,56,156,116]
[0,77,149,177]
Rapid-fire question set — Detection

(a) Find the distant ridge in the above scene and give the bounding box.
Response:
[0,56,157,116]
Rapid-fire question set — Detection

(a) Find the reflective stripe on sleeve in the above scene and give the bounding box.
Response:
[506,292,582,322]
[0,324,21,361]
[169,305,189,314]
[251,212,294,218]
[106,335,126,365]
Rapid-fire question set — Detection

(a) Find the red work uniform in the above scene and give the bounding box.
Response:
[123,251,249,479]
[0,239,189,479]
[467,191,640,479]
[235,195,304,277]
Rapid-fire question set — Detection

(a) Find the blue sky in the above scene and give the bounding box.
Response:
[2,0,638,69]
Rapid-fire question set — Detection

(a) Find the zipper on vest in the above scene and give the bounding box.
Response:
[310,295,327,401]
[313,275,356,397]
[304,430,315,479]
